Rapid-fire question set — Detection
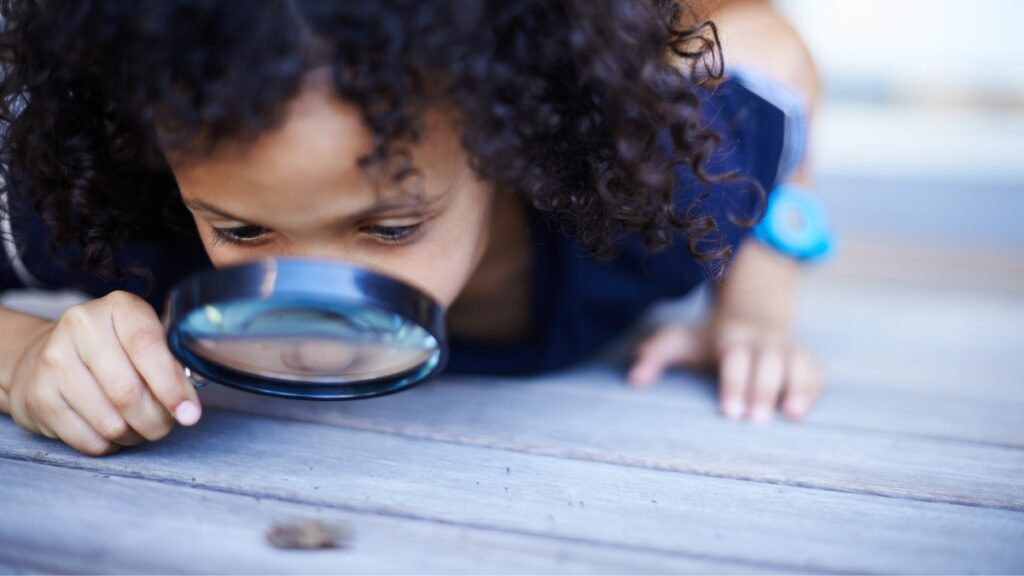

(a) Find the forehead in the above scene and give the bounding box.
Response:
[167,79,373,204]
[165,76,465,226]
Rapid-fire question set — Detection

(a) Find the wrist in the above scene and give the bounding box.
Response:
[0,308,54,413]
[710,301,793,339]
[713,239,798,332]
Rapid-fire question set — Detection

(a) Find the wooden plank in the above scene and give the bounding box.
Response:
[0,560,31,575]
[0,289,89,321]
[2,414,1022,573]
[794,280,1024,399]
[810,236,1024,296]
[427,363,1024,448]
[659,277,1024,399]
[0,459,757,574]
[190,376,1024,509]
[602,281,1023,411]
[571,284,1024,446]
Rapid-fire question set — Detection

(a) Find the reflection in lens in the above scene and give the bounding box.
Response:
[178,300,438,383]
[279,339,357,373]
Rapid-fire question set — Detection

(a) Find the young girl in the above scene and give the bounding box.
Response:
[0,0,824,456]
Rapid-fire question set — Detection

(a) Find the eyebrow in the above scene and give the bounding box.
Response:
[182,196,434,223]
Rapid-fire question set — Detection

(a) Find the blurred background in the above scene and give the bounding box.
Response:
[759,0,1024,398]
[776,0,1024,293]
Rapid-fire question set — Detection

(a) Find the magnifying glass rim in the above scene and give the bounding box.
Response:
[164,257,448,400]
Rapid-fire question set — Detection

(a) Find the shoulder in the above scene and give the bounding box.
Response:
[684,0,819,188]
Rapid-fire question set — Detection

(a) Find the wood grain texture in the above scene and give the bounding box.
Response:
[1,459,759,575]
[2,414,1022,574]
[435,365,1024,448]
[187,375,1024,509]
[794,280,1024,399]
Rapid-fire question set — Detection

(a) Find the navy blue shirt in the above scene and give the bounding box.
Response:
[447,71,803,374]
[0,71,804,376]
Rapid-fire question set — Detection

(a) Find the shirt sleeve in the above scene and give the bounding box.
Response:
[1,187,213,312]
[725,66,810,187]
[1,191,43,291]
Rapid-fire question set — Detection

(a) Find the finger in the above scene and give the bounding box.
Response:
[628,325,710,388]
[56,361,147,446]
[782,347,824,421]
[16,372,59,439]
[74,332,176,442]
[109,293,202,426]
[8,388,44,436]
[748,347,786,423]
[9,338,61,438]
[718,345,753,420]
[45,393,121,457]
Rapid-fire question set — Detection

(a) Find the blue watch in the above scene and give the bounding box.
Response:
[753,184,834,262]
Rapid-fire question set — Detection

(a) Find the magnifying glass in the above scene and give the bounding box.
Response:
[163,257,447,400]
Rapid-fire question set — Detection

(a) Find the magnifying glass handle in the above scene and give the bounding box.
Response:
[183,366,209,389]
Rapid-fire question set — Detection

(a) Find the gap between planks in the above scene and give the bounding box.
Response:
[2,414,1022,574]
[3,402,1022,513]
[192,380,1024,511]
[440,370,1024,449]
[0,458,786,575]
[205,402,1024,513]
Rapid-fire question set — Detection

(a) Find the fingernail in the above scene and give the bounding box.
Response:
[786,396,808,416]
[723,398,745,419]
[175,401,201,426]
[750,406,773,423]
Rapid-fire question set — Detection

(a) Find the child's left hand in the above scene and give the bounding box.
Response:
[626,320,824,423]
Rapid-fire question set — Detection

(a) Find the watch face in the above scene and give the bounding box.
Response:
[755,185,833,261]
[165,257,447,400]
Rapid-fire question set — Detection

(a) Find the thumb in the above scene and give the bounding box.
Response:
[627,324,711,388]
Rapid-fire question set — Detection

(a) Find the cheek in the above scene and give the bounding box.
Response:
[373,221,485,309]
[370,194,491,309]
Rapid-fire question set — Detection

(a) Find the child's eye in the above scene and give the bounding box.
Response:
[211,224,269,245]
[363,224,423,244]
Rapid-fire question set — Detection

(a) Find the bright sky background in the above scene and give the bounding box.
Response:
[776,0,1024,102]
[773,0,1024,183]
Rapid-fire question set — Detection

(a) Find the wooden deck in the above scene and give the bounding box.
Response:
[2,239,1023,573]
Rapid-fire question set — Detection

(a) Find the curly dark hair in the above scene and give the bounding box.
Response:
[0,0,749,287]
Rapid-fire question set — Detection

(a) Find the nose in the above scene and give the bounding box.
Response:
[279,339,358,374]
[269,242,401,286]
[272,242,365,269]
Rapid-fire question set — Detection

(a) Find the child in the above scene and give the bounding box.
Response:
[0,0,824,456]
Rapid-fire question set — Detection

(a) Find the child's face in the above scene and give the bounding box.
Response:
[162,78,494,308]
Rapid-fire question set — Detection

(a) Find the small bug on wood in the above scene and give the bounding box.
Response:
[266,519,352,550]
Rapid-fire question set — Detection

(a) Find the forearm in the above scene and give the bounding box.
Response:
[704,0,817,333]
[0,306,54,414]
[713,238,798,333]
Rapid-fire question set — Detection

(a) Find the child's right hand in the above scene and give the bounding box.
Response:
[6,290,202,456]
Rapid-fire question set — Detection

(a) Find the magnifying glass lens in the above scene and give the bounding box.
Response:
[165,258,447,400]
[178,302,438,383]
